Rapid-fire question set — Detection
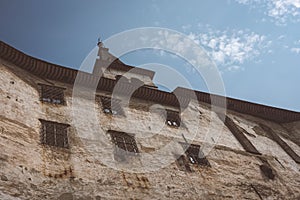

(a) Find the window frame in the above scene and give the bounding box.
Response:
[175,154,193,172]
[98,95,124,116]
[180,142,211,167]
[108,130,139,154]
[166,109,181,128]
[38,83,66,105]
[39,119,70,148]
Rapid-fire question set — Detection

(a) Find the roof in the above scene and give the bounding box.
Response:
[1,40,300,123]
[103,59,155,79]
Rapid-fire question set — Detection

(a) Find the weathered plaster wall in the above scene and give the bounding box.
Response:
[101,68,156,87]
[0,60,300,199]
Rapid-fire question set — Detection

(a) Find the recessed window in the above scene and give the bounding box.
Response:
[166,110,181,127]
[108,130,139,153]
[183,143,211,167]
[99,96,124,115]
[175,155,192,172]
[39,84,65,105]
[40,119,69,148]
[260,163,275,180]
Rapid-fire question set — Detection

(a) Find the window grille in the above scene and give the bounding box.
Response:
[166,110,181,127]
[39,84,65,105]
[108,130,138,153]
[176,155,192,172]
[99,96,124,115]
[40,119,69,148]
[182,143,211,167]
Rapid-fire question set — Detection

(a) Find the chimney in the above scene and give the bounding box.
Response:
[93,40,115,75]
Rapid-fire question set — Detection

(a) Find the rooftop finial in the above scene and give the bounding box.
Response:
[97,37,103,47]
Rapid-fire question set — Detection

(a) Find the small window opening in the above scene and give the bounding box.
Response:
[108,130,139,153]
[99,96,124,115]
[260,163,275,180]
[40,119,69,148]
[183,143,211,167]
[166,110,181,127]
[175,155,193,172]
[39,84,65,105]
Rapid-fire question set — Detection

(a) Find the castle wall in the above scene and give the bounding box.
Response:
[101,68,156,87]
[0,60,300,199]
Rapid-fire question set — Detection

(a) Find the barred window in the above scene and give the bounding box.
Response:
[108,130,138,153]
[166,110,180,127]
[40,119,69,148]
[99,96,124,115]
[175,155,192,172]
[182,143,211,167]
[39,84,65,105]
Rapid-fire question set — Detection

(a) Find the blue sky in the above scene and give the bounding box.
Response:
[0,0,299,111]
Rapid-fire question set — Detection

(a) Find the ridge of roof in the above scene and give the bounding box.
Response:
[0,41,155,79]
[1,40,299,123]
[105,59,155,79]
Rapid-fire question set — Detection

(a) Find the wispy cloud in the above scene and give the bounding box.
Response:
[290,39,300,53]
[181,24,192,32]
[227,65,244,72]
[294,39,300,44]
[187,27,270,71]
[291,47,300,53]
[235,0,300,25]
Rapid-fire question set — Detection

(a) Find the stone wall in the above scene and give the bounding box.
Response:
[0,59,300,199]
[100,67,157,87]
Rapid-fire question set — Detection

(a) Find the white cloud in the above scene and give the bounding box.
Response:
[235,0,300,25]
[290,39,300,53]
[291,47,300,53]
[285,0,300,8]
[227,65,243,71]
[277,35,286,40]
[187,27,270,70]
[294,39,300,44]
[182,24,192,32]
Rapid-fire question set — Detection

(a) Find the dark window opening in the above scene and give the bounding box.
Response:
[175,155,193,172]
[166,110,181,127]
[99,96,124,115]
[40,119,69,148]
[259,163,275,180]
[183,143,211,167]
[108,130,139,153]
[39,84,65,105]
